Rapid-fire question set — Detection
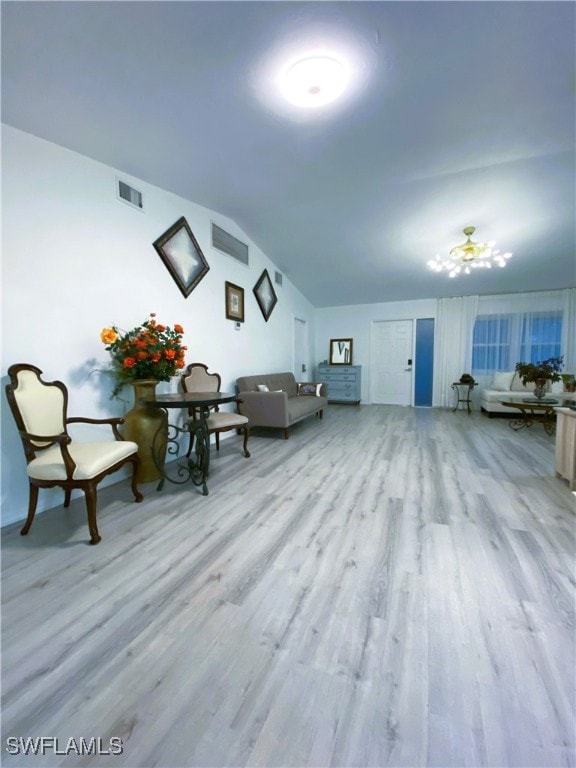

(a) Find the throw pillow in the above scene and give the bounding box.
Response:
[510,373,533,392]
[551,379,564,394]
[257,384,269,392]
[491,372,514,391]
[298,383,321,396]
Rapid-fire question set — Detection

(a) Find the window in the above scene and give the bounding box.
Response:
[472,311,562,374]
[472,315,511,372]
[519,312,562,362]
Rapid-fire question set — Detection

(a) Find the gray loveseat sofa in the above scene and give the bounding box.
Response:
[236,372,328,438]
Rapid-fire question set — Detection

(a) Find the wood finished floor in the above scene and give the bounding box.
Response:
[1,405,575,768]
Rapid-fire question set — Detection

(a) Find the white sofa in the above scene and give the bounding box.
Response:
[479,371,573,416]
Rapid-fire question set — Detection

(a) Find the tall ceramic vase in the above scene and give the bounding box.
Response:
[123,380,168,483]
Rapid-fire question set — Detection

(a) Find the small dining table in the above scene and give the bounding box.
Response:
[143,391,238,495]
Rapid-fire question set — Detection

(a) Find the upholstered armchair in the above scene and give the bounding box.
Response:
[5,364,143,545]
[181,362,250,458]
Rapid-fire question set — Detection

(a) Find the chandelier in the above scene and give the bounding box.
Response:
[428,226,512,277]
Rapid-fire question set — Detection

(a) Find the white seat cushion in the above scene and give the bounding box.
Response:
[27,441,138,481]
[187,412,248,430]
[206,412,248,429]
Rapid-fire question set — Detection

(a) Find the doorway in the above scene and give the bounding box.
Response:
[293,317,308,382]
[414,318,434,406]
[371,320,413,405]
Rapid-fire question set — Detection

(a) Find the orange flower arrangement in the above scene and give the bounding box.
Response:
[100,313,186,396]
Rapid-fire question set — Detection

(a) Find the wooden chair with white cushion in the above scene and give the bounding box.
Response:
[5,363,143,545]
[181,362,250,458]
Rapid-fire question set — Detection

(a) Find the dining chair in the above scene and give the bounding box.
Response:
[181,362,250,458]
[5,363,143,545]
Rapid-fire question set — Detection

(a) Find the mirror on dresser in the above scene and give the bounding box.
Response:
[329,338,353,365]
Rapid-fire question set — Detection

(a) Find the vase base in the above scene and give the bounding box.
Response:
[123,380,168,484]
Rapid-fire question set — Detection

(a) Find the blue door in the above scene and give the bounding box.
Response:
[415,318,434,406]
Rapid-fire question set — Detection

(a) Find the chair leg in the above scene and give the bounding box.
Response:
[242,427,251,458]
[129,455,144,503]
[64,489,72,507]
[84,483,101,545]
[215,432,220,452]
[284,428,289,439]
[20,483,39,536]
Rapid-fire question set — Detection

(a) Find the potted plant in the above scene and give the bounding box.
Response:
[561,373,576,393]
[100,312,187,397]
[514,355,564,399]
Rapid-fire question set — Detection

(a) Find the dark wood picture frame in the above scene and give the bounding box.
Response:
[153,216,210,298]
[329,338,353,365]
[225,281,245,322]
[253,269,278,322]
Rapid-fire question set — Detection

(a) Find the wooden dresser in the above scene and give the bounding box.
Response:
[317,365,361,405]
[555,407,576,490]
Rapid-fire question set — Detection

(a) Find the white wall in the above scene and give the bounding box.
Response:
[316,291,573,407]
[315,299,437,403]
[1,125,316,526]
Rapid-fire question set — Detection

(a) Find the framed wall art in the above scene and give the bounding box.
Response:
[153,216,210,298]
[225,281,245,322]
[253,269,278,322]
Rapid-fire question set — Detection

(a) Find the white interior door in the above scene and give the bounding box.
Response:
[293,317,308,382]
[371,320,413,404]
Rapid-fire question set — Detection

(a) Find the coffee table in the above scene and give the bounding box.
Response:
[500,399,559,436]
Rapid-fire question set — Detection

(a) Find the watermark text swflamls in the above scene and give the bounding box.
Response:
[5,737,123,756]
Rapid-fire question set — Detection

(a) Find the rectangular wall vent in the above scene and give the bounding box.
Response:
[275,271,283,287]
[117,179,143,210]
[211,223,249,265]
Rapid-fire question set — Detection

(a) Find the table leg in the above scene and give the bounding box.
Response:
[187,407,211,495]
[150,407,212,494]
[542,409,556,436]
[508,415,533,431]
[507,408,555,435]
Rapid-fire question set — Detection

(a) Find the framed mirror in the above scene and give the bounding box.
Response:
[329,338,353,365]
[153,216,210,298]
[253,269,278,322]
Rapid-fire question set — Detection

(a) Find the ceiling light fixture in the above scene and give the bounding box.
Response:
[428,226,512,278]
[281,55,349,108]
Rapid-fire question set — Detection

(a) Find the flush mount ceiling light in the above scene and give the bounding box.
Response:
[280,54,350,107]
[428,226,512,278]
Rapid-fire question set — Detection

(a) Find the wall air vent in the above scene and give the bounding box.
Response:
[275,271,283,287]
[211,223,249,266]
[117,179,143,210]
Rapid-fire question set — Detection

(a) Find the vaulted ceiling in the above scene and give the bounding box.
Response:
[2,1,575,307]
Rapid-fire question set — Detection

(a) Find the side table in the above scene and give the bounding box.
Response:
[451,381,477,414]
